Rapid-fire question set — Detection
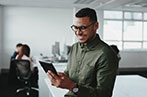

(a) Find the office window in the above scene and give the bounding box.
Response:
[104,20,122,40]
[103,11,146,50]
[143,42,147,48]
[143,22,147,48]
[143,22,147,41]
[144,13,147,20]
[124,42,141,49]
[124,12,132,19]
[104,11,122,19]
[134,12,142,20]
[105,41,122,50]
[124,12,142,20]
[124,21,142,41]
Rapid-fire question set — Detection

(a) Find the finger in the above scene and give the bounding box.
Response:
[48,70,59,79]
[58,72,67,80]
[50,79,56,86]
[47,72,54,80]
[61,76,65,80]
[58,72,65,76]
[47,70,55,78]
[47,73,56,86]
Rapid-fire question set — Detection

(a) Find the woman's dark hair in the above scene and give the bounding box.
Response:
[22,44,30,57]
[75,8,97,23]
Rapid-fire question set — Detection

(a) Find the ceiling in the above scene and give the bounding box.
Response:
[0,0,147,11]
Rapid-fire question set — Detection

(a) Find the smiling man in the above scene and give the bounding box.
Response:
[47,8,119,97]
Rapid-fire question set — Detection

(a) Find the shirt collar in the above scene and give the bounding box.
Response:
[79,34,101,51]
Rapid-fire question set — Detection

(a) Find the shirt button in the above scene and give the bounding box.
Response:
[79,61,82,64]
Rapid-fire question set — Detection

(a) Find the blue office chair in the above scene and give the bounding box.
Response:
[12,59,39,96]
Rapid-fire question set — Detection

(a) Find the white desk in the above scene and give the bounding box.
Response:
[35,57,68,97]
[112,75,147,97]
[35,57,147,97]
[44,62,68,97]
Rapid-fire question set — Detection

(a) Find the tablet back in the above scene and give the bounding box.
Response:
[39,61,58,76]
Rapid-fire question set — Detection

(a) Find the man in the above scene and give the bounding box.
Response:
[10,43,23,61]
[47,8,119,97]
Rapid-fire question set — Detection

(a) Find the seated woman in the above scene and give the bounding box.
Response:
[16,44,34,72]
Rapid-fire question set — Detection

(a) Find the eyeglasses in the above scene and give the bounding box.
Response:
[71,22,95,32]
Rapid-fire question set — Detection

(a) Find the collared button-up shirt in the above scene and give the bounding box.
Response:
[64,34,119,97]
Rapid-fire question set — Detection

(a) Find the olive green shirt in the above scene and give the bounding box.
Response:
[64,34,119,97]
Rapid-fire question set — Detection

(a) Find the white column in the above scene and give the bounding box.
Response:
[0,6,3,72]
[96,10,104,39]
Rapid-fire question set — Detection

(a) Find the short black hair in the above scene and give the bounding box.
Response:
[75,8,97,23]
[16,43,23,47]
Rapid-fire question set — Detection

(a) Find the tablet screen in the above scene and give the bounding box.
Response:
[39,61,58,76]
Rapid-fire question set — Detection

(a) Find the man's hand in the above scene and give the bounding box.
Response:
[47,70,76,91]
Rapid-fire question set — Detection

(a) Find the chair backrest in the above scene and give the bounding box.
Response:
[11,59,32,81]
[110,45,121,61]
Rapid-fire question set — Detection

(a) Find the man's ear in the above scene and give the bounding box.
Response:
[94,22,99,31]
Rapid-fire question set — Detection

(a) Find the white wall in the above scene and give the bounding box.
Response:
[0,6,3,71]
[2,7,74,68]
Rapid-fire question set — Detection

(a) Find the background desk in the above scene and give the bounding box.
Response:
[113,75,147,97]
[35,57,147,97]
[35,57,68,97]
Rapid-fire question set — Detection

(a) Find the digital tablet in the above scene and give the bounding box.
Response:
[39,61,58,76]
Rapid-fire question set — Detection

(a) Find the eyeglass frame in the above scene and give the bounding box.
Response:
[71,22,96,32]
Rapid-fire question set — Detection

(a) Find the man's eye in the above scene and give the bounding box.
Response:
[80,26,87,29]
[74,26,79,29]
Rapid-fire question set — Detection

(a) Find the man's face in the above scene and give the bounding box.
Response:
[73,17,98,43]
